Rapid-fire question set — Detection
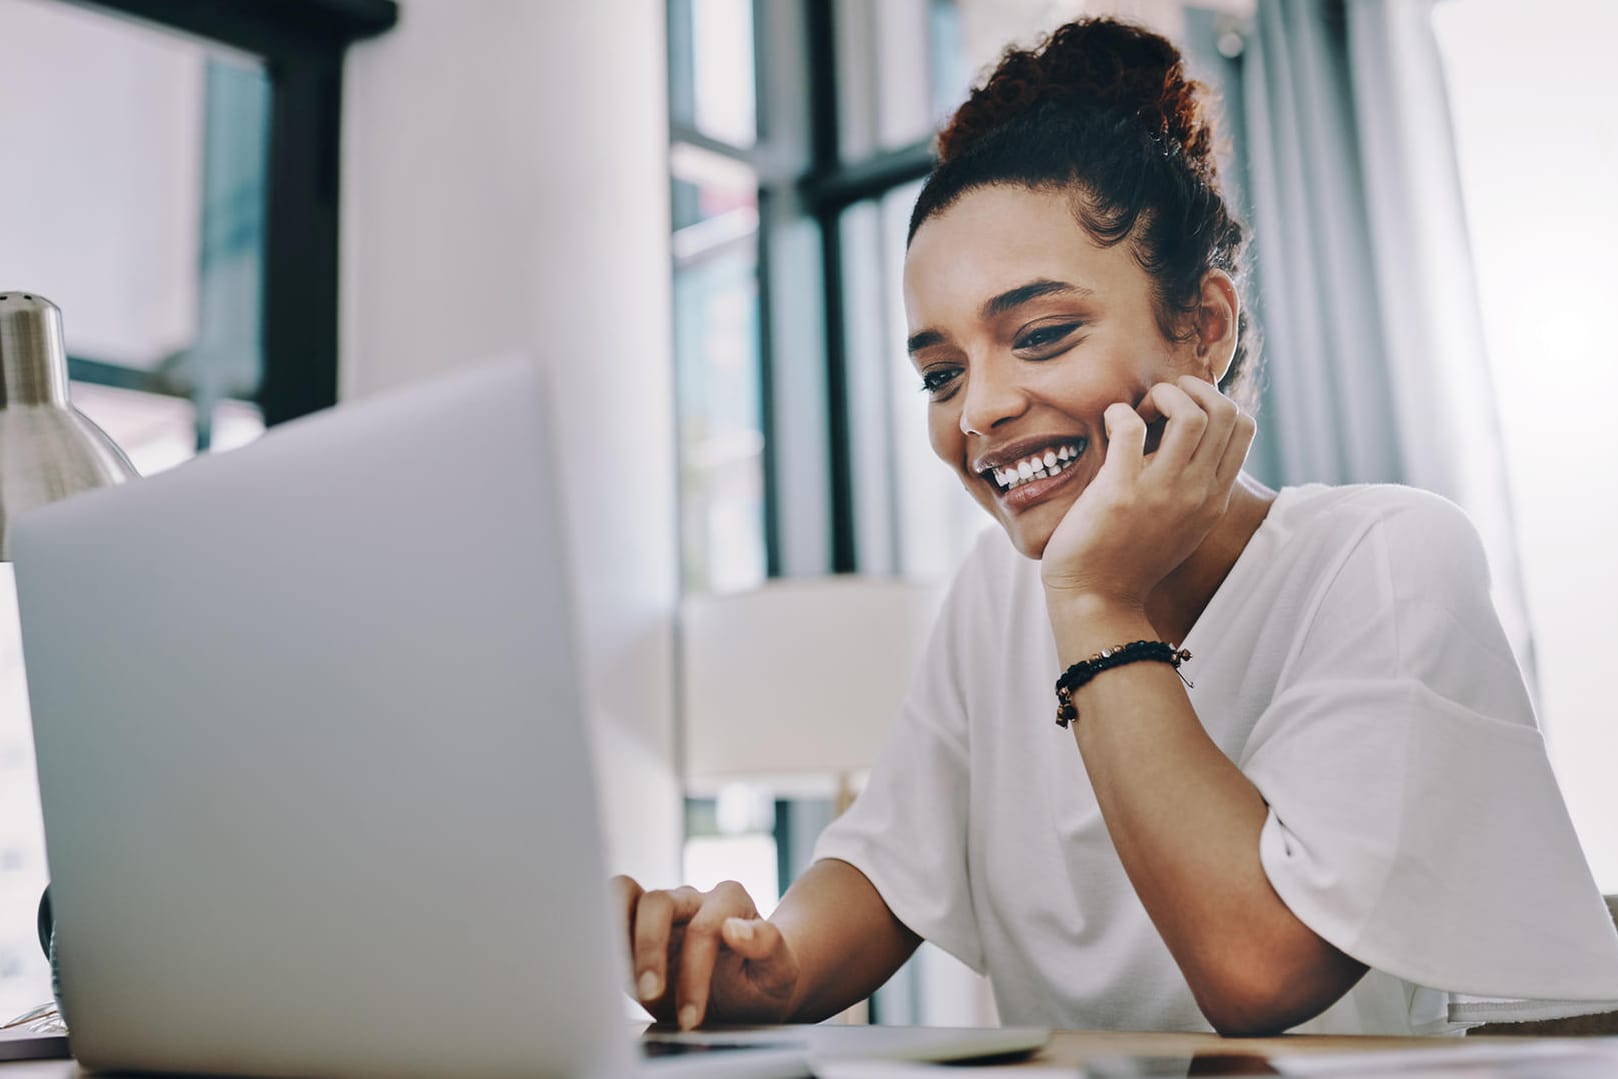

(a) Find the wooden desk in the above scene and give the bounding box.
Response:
[2,1030,1614,1075]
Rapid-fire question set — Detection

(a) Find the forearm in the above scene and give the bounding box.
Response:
[1050,596,1366,1034]
[771,857,920,1021]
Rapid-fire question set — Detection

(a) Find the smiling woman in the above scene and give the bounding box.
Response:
[617,14,1618,1038]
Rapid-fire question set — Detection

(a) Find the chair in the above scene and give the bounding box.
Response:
[1468,895,1618,1036]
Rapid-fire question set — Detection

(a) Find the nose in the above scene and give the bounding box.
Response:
[958,355,1028,437]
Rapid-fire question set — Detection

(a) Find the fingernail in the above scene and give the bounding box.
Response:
[678,1005,699,1031]
[728,918,755,942]
[638,971,660,1000]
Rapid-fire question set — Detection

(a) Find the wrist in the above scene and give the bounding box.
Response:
[1044,590,1155,668]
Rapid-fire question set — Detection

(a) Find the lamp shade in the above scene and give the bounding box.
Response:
[679,576,941,790]
[0,292,138,559]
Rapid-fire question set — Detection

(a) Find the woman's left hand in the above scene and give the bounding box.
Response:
[1040,374,1255,609]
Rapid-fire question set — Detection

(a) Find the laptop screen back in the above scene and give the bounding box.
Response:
[13,357,633,1078]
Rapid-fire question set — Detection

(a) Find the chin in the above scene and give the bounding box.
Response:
[1000,519,1054,562]
[963,476,1079,563]
[995,491,1079,562]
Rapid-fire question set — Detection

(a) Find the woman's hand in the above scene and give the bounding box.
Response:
[1040,374,1255,608]
[612,875,801,1030]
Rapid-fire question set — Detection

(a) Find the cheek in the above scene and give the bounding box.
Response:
[1042,350,1156,415]
[927,403,963,467]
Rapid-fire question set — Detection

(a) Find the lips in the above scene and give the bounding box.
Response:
[968,435,1091,512]
[986,439,1087,491]
[973,436,1089,487]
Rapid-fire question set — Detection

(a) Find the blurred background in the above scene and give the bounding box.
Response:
[0,0,1612,1027]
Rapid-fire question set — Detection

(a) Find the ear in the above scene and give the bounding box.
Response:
[1192,269,1240,384]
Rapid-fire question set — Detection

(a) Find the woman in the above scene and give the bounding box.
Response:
[615,17,1618,1035]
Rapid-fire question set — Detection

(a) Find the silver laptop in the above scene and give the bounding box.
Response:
[12,357,1045,1078]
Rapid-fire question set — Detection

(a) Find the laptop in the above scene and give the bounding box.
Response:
[12,357,1046,1078]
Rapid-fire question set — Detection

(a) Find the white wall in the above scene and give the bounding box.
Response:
[341,0,682,885]
[1434,0,1618,890]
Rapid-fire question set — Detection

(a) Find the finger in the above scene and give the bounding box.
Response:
[1141,382,1208,472]
[720,916,779,961]
[722,917,799,996]
[1175,375,1239,480]
[633,886,703,1006]
[1101,402,1149,478]
[1133,387,1165,426]
[1213,411,1257,492]
[676,881,756,1030]
[610,875,643,990]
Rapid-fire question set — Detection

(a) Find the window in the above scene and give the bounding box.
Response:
[672,143,768,594]
[0,0,270,455]
[667,0,984,1025]
[670,0,770,596]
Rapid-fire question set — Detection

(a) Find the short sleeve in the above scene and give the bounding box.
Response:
[811,554,988,974]
[1243,491,1618,1006]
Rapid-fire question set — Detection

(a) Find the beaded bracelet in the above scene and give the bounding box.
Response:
[1054,639,1193,728]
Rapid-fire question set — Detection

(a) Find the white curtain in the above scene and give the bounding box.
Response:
[1189,0,1536,685]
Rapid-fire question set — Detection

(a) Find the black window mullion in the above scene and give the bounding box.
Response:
[68,0,396,58]
[804,0,857,574]
[257,50,342,426]
[801,141,934,216]
[755,188,783,578]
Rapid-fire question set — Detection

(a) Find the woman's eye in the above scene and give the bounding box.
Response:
[919,368,961,395]
[1014,323,1080,352]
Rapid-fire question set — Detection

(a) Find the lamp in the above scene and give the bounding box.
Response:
[679,576,941,812]
[0,291,137,1024]
[0,293,138,550]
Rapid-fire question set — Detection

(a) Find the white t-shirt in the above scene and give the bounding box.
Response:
[814,483,1618,1034]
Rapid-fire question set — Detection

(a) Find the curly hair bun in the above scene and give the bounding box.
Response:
[938,18,1215,180]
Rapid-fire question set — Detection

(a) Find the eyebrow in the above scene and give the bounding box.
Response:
[906,279,1095,355]
[906,329,946,354]
[982,279,1093,319]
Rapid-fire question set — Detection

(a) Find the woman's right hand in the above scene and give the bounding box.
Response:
[612,875,801,1030]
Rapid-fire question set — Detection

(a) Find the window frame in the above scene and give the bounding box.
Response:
[670,1,938,582]
[57,0,398,433]
[668,0,955,1025]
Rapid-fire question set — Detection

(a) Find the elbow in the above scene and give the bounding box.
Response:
[1198,984,1293,1038]
[1192,951,1370,1038]
[1202,996,1293,1038]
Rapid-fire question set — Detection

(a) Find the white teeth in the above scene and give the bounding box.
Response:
[988,440,1088,492]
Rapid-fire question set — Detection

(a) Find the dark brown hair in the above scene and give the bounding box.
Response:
[910,18,1258,407]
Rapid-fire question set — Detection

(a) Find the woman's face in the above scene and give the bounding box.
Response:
[903,184,1206,560]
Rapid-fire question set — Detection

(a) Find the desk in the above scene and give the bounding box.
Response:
[2,1031,1615,1076]
[1033,1030,1611,1066]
